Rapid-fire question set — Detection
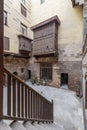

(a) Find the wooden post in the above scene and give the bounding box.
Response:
[52,100,54,122]
[0,0,3,117]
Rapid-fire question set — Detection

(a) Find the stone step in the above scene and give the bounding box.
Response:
[10,121,26,130]
[0,121,12,130]
[0,121,65,130]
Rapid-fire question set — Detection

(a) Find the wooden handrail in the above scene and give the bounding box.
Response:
[4,68,51,103]
[1,68,53,123]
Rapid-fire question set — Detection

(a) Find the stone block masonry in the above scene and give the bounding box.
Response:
[58,61,82,90]
[4,56,29,80]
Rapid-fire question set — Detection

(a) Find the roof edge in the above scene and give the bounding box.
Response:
[18,34,33,41]
[31,15,60,30]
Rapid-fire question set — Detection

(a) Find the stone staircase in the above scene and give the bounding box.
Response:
[0,68,54,129]
[0,68,53,123]
[0,68,84,130]
[0,121,64,130]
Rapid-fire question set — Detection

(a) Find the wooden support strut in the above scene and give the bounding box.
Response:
[0,0,3,118]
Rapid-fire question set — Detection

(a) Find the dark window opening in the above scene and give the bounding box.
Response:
[28,70,31,79]
[21,4,27,17]
[4,11,8,25]
[40,63,52,80]
[61,73,68,85]
[13,72,18,76]
[21,68,24,73]
[40,0,45,4]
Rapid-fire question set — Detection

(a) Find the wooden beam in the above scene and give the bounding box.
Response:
[0,0,3,117]
[36,57,58,63]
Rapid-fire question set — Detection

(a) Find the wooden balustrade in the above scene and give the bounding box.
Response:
[0,68,53,123]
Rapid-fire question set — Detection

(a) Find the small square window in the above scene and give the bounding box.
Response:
[41,0,45,4]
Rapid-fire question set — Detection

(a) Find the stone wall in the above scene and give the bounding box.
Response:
[4,56,82,89]
[4,57,29,80]
[82,1,87,109]
[3,0,83,90]
[51,63,60,87]
[58,61,82,90]
[28,60,82,89]
[28,57,59,87]
[31,0,83,90]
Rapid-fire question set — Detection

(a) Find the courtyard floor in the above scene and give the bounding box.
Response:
[26,81,84,130]
[0,81,84,130]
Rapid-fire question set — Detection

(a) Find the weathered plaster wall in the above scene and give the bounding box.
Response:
[28,57,40,80]
[4,57,29,80]
[4,0,83,89]
[31,0,83,88]
[58,61,82,89]
[82,1,87,110]
[31,0,83,63]
[4,0,33,53]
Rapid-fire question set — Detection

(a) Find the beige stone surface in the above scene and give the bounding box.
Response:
[4,0,83,89]
[4,0,33,53]
[31,0,83,61]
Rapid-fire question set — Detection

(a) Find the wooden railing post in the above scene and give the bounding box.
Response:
[0,0,3,118]
[3,68,53,122]
[52,100,54,122]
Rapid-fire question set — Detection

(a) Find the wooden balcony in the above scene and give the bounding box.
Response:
[31,16,60,57]
[32,34,58,57]
[18,35,32,56]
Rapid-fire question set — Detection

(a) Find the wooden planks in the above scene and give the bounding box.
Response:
[32,19,58,56]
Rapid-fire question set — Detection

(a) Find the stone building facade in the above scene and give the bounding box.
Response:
[4,0,32,79]
[30,0,83,89]
[82,0,87,107]
[82,0,87,127]
[4,0,83,89]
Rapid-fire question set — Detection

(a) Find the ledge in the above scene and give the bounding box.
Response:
[31,15,60,30]
[18,34,33,41]
[4,51,30,59]
[33,51,58,58]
